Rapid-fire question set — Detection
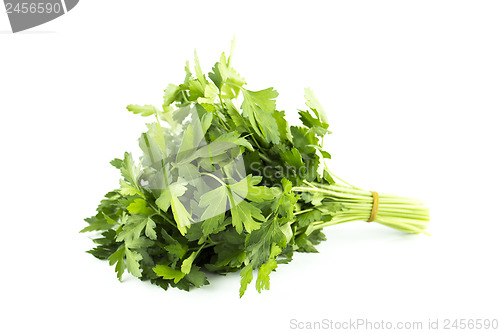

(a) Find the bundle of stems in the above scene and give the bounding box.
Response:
[294,177,430,235]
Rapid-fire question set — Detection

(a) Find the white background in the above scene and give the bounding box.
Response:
[1,1,499,332]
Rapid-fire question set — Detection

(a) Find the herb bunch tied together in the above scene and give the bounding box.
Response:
[82,43,430,296]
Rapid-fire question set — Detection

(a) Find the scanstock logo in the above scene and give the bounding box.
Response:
[4,0,79,33]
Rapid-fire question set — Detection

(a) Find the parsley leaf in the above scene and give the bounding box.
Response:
[241,88,280,144]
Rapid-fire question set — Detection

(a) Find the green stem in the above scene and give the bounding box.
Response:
[292,181,430,236]
[324,165,361,190]
[146,198,177,229]
[181,90,189,103]
[293,208,314,216]
[258,152,273,164]
[200,172,227,186]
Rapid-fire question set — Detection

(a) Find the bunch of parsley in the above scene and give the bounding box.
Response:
[82,44,429,296]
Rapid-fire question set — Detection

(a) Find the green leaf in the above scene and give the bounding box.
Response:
[127,198,155,215]
[295,209,322,228]
[159,105,178,130]
[108,245,126,281]
[176,121,205,162]
[304,88,328,124]
[103,213,117,225]
[197,82,219,104]
[298,109,328,131]
[181,252,197,274]
[226,100,247,129]
[211,131,253,151]
[272,179,298,220]
[162,229,188,259]
[155,188,172,212]
[180,132,253,164]
[201,213,225,236]
[116,215,156,243]
[125,236,154,249]
[241,88,280,144]
[229,175,280,203]
[116,215,142,242]
[164,242,188,259]
[296,230,327,253]
[200,112,213,134]
[145,217,157,240]
[110,158,123,169]
[188,79,204,101]
[124,246,142,277]
[80,214,117,233]
[151,121,168,157]
[242,88,278,114]
[280,147,305,170]
[212,229,246,267]
[228,195,263,234]
[163,84,181,106]
[185,266,209,288]
[139,125,166,167]
[295,209,321,228]
[120,152,141,187]
[280,222,293,244]
[239,264,253,298]
[208,62,223,89]
[290,126,318,155]
[178,164,201,186]
[155,180,191,235]
[126,104,158,117]
[256,259,277,293]
[154,265,185,284]
[118,179,144,197]
[246,218,287,267]
[171,196,192,235]
[193,50,207,91]
[199,185,229,221]
[273,110,293,142]
[218,51,246,99]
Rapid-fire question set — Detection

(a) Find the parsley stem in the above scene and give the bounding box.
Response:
[145,197,177,229]
[250,134,264,151]
[181,90,189,103]
[200,172,227,186]
[258,152,273,164]
[293,182,430,235]
[293,208,314,216]
[324,165,361,190]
